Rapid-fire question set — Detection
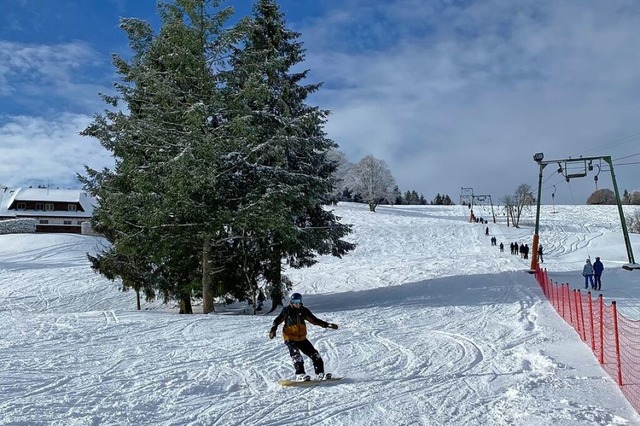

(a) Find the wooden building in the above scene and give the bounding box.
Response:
[0,187,96,234]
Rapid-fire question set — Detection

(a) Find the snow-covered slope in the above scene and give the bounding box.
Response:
[1,203,639,425]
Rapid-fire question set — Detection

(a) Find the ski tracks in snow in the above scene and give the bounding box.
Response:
[2,205,639,425]
[248,282,546,426]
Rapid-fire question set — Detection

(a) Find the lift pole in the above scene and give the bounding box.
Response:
[530,153,638,273]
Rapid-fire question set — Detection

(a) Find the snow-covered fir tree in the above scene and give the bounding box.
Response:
[81,0,354,313]
[81,0,238,313]
[220,0,354,311]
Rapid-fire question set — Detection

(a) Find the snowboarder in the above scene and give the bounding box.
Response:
[269,293,338,381]
[582,258,595,290]
[593,257,604,291]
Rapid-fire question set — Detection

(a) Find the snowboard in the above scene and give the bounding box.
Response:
[278,377,343,387]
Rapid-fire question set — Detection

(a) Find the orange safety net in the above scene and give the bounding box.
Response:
[535,266,640,412]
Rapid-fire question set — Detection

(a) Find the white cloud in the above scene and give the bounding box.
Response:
[0,40,105,106]
[2,0,639,204]
[0,40,114,189]
[302,0,640,203]
[0,113,113,188]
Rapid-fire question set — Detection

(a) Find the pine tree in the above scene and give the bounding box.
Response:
[220,0,354,310]
[392,185,403,205]
[81,0,354,314]
[80,0,235,313]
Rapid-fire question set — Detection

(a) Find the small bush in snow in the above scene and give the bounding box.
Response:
[0,218,37,234]
[628,209,640,234]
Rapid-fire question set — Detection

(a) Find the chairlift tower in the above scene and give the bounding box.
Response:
[471,194,496,223]
[530,153,639,272]
[460,187,474,206]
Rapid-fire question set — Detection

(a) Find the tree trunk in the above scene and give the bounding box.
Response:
[179,294,193,314]
[268,287,284,313]
[136,289,141,311]
[202,235,214,314]
[267,251,284,313]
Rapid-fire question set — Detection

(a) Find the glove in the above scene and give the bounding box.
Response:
[269,327,276,339]
[327,323,338,330]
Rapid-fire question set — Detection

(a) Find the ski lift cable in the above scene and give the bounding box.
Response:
[542,172,556,186]
[613,152,640,162]
[581,132,640,157]
[614,160,640,166]
[543,175,568,192]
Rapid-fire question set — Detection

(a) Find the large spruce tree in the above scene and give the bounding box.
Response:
[81,0,354,314]
[220,0,354,311]
[81,0,234,313]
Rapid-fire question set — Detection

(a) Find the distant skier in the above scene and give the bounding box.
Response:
[593,257,604,291]
[538,245,544,263]
[582,258,595,290]
[269,293,338,381]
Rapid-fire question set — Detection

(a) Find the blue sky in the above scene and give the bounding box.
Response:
[1,0,640,205]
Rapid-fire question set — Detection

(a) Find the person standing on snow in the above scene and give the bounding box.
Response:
[582,258,595,290]
[538,245,544,263]
[593,257,605,291]
[269,293,338,381]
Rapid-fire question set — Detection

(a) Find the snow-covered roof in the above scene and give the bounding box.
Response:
[14,187,84,203]
[0,187,96,218]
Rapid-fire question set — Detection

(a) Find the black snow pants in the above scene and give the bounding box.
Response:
[285,339,324,375]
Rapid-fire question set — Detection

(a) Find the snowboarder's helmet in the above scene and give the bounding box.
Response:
[290,293,303,304]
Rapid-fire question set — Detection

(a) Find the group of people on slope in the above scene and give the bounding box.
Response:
[491,231,605,291]
[582,257,605,291]
[508,242,530,259]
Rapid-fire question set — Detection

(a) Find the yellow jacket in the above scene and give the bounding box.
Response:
[272,304,329,342]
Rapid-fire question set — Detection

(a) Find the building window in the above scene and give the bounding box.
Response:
[39,220,49,224]
[77,221,84,225]
[17,202,26,210]
[63,220,72,225]
[45,203,54,211]
[68,204,77,212]
[35,203,44,210]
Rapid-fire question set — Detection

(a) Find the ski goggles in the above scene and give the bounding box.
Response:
[291,299,302,306]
